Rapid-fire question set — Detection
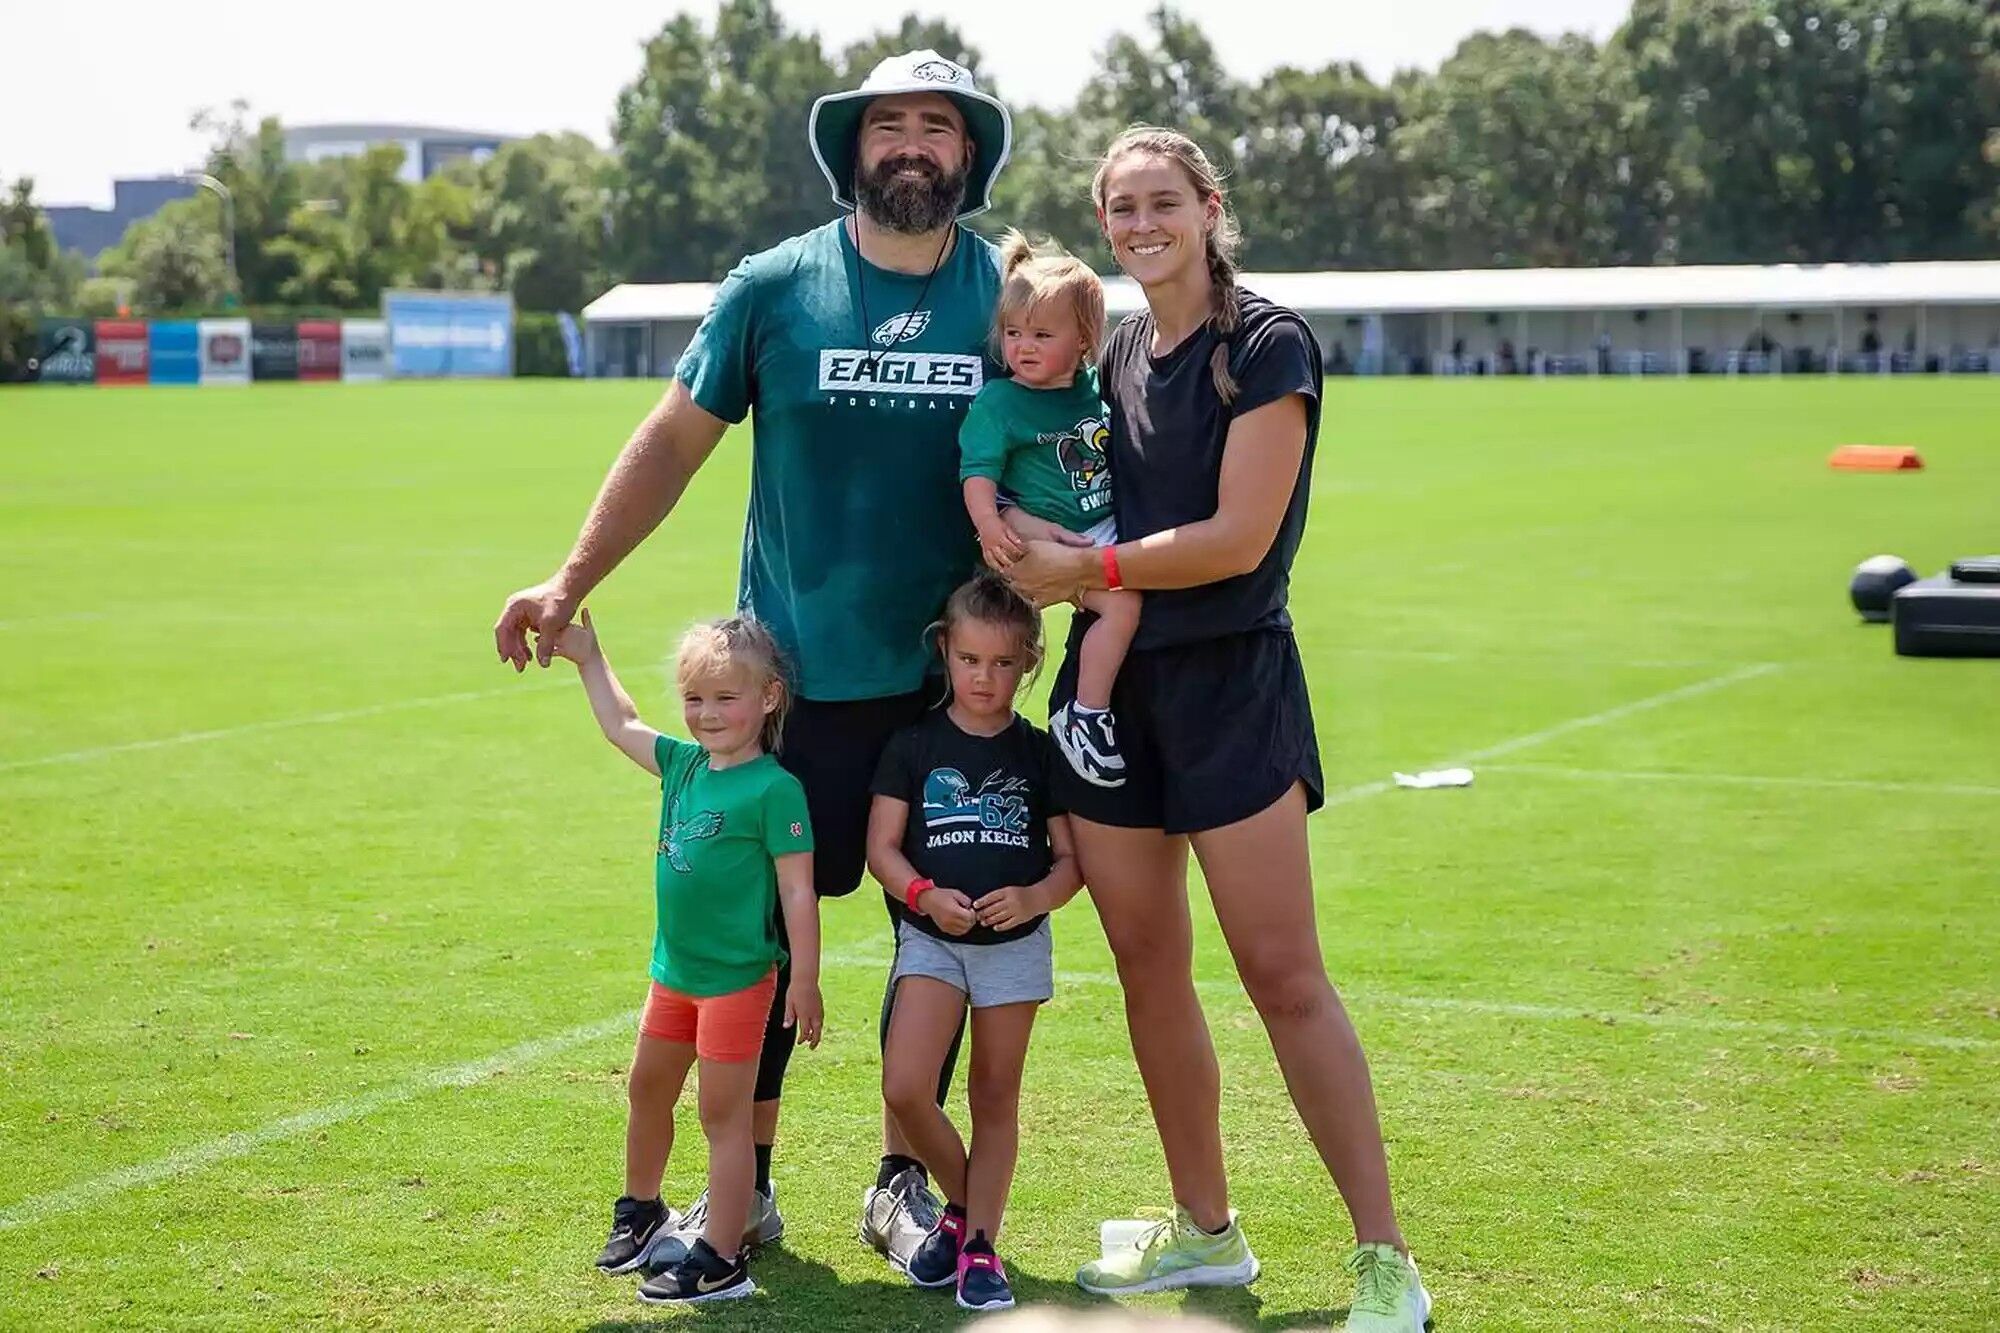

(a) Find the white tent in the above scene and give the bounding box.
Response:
[582,260,2000,378]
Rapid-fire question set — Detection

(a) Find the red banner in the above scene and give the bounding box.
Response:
[297,320,342,381]
[95,320,150,385]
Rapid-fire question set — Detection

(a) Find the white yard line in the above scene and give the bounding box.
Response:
[6,944,1988,1232]
[1322,663,1781,808]
[1481,762,2000,800]
[0,1011,631,1231]
[0,611,115,632]
[0,680,567,774]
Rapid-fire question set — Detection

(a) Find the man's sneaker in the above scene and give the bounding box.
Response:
[1341,1242,1431,1332]
[905,1210,966,1288]
[859,1165,943,1275]
[636,1237,755,1305]
[638,1184,782,1275]
[1053,704,1127,789]
[594,1195,671,1275]
[1075,1205,1259,1295]
[957,1245,1016,1312]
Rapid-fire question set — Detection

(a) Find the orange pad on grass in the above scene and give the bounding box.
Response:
[1829,445,1923,471]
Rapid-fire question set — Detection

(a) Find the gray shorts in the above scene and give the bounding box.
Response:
[892,918,1053,1008]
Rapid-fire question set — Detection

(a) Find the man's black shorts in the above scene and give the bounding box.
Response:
[1048,622,1324,834]
[776,688,934,899]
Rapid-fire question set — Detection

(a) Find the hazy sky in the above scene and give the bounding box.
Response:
[5,0,1629,207]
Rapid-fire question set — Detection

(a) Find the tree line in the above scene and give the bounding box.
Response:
[4,0,1997,328]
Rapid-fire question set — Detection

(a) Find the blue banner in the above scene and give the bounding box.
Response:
[149,320,200,384]
[556,311,584,378]
[383,291,514,378]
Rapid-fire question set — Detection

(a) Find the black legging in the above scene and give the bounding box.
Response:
[753,890,966,1108]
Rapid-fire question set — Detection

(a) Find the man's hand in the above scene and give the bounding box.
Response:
[784,980,824,1049]
[917,885,977,937]
[973,884,1044,932]
[494,577,579,670]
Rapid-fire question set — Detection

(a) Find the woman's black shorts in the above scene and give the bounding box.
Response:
[1048,621,1324,834]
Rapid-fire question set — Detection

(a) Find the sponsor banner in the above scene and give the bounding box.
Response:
[340,319,389,381]
[297,320,342,381]
[95,319,150,385]
[149,320,201,385]
[383,291,513,378]
[37,317,95,384]
[816,349,983,396]
[199,318,251,385]
[251,322,299,382]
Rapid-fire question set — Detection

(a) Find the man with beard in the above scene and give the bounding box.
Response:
[493,51,1015,1283]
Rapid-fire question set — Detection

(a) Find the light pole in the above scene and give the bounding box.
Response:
[184,172,237,297]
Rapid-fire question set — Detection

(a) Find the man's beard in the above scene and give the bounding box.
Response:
[854,154,968,234]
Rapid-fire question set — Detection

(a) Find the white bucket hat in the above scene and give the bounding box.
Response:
[808,50,1013,220]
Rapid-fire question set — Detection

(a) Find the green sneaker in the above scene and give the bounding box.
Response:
[1342,1242,1431,1332]
[1075,1206,1259,1295]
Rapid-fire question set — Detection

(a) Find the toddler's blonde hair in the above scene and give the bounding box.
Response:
[675,615,792,753]
[992,229,1106,367]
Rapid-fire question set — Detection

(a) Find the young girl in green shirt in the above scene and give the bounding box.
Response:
[555,611,822,1305]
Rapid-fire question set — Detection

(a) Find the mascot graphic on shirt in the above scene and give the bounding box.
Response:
[923,767,1030,835]
[1052,415,1111,494]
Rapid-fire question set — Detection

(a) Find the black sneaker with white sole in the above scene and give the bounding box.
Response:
[636,1237,756,1304]
[1054,704,1128,789]
[595,1195,669,1274]
[639,1183,782,1275]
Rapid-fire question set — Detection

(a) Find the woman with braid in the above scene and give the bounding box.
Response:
[1003,127,1431,1333]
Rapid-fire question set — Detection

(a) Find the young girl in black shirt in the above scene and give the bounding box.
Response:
[865,573,1082,1311]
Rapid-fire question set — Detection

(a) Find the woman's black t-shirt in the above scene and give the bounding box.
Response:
[1098,288,1321,650]
[869,709,1063,945]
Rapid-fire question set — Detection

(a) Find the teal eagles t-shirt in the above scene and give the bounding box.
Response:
[652,734,814,997]
[675,220,1002,701]
[958,368,1112,534]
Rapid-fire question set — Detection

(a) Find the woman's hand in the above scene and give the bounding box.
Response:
[1004,540,1095,609]
[917,885,977,936]
[973,884,1044,932]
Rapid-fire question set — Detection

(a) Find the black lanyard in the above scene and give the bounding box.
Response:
[850,219,953,378]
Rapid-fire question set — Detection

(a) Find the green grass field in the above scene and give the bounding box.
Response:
[1,378,1995,1331]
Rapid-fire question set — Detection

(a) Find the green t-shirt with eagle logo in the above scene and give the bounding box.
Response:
[958,368,1113,534]
[675,219,1002,702]
[651,733,814,997]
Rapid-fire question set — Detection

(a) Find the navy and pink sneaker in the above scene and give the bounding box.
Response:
[957,1240,1015,1311]
[906,1208,965,1288]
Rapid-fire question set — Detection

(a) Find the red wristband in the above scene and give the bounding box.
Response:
[1101,544,1124,592]
[904,877,935,912]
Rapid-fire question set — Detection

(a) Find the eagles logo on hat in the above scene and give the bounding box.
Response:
[809,50,1013,220]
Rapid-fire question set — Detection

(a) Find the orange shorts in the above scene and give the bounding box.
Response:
[639,969,777,1063]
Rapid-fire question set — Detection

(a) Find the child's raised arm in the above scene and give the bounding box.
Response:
[551,609,664,776]
[775,852,822,1048]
